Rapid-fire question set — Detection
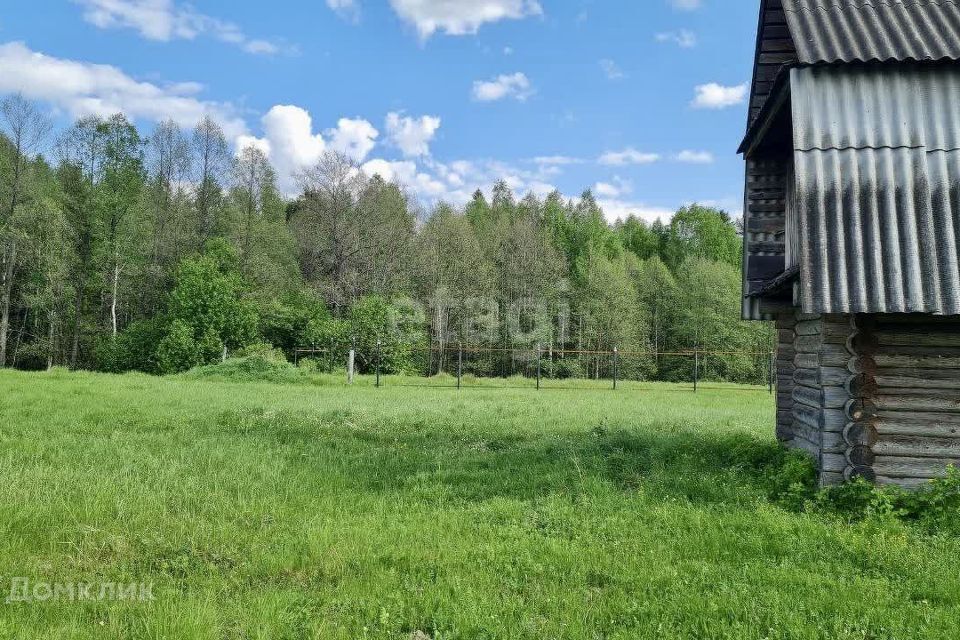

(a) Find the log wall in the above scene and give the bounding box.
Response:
[776,312,960,488]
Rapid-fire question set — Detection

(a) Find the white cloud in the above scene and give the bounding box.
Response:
[472,72,534,102]
[385,112,441,157]
[387,0,543,39]
[599,59,626,81]
[327,117,379,162]
[676,150,715,164]
[0,41,247,138]
[73,0,285,54]
[598,148,660,166]
[532,155,582,166]
[593,176,632,199]
[326,0,360,21]
[691,82,748,109]
[596,199,674,224]
[655,29,697,48]
[237,105,327,193]
[669,0,702,10]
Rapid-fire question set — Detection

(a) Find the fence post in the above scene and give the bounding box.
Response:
[768,349,774,395]
[613,347,619,390]
[693,349,699,393]
[457,342,463,390]
[375,339,382,388]
[536,343,541,390]
[348,337,355,385]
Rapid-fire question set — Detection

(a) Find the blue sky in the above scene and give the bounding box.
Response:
[0,0,760,222]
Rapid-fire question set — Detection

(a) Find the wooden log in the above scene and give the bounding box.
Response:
[794,334,822,353]
[875,475,933,489]
[821,471,845,486]
[794,353,818,369]
[846,445,876,467]
[793,384,822,409]
[872,455,960,479]
[876,394,960,413]
[793,403,821,430]
[876,411,960,436]
[844,466,876,483]
[824,409,847,432]
[790,436,821,459]
[845,374,878,398]
[872,351,960,369]
[873,436,960,459]
[795,319,821,336]
[821,366,850,387]
[821,343,852,367]
[874,372,960,391]
[822,431,845,454]
[874,331,960,348]
[823,321,853,345]
[793,368,820,388]
[821,453,847,473]
[777,314,798,329]
[823,385,849,410]
[844,421,879,447]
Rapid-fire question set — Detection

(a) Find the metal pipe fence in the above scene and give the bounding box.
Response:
[293,342,778,393]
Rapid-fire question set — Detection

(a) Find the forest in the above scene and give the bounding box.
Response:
[0,95,773,382]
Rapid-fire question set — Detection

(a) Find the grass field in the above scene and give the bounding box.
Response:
[1,369,959,639]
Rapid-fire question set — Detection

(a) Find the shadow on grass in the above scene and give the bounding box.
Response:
[213,408,786,508]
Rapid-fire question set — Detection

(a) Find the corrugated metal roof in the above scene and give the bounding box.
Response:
[791,65,960,314]
[792,65,960,151]
[783,0,960,64]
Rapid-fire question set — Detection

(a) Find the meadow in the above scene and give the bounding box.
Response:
[0,368,958,639]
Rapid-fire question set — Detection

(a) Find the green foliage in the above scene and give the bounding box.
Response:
[180,353,305,384]
[348,295,424,374]
[155,319,205,374]
[95,318,167,374]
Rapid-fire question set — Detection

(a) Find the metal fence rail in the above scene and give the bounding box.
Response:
[294,342,777,393]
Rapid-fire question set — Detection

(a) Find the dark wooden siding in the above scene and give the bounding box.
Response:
[748,0,797,124]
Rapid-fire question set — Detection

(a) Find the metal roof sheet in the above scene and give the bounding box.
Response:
[792,65,960,151]
[783,0,960,64]
[791,66,960,315]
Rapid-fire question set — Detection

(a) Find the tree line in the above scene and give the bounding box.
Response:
[0,95,773,382]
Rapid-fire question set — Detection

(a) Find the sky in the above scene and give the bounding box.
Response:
[0,0,760,223]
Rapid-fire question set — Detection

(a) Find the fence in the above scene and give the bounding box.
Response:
[294,343,777,393]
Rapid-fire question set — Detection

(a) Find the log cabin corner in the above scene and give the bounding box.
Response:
[739,0,960,488]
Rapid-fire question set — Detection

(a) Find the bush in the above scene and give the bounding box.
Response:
[95,318,167,374]
[180,354,305,384]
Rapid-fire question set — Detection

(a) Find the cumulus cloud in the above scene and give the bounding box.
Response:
[655,29,697,48]
[385,112,441,157]
[238,108,380,192]
[691,82,748,109]
[472,72,534,102]
[327,117,379,161]
[598,148,661,166]
[0,41,247,138]
[676,150,715,164]
[73,0,285,54]
[669,0,702,10]
[599,59,626,81]
[386,0,543,39]
[531,155,582,166]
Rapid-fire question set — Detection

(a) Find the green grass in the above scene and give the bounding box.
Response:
[0,369,958,639]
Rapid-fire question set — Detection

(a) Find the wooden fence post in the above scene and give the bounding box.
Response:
[613,347,620,390]
[693,350,699,393]
[536,344,541,390]
[348,338,355,385]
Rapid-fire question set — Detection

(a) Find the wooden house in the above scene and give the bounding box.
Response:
[739,0,960,487]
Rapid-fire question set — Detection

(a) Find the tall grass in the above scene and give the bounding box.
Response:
[0,369,958,638]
